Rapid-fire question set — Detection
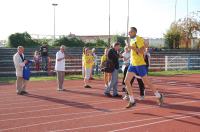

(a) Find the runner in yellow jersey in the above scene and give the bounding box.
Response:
[125,27,164,108]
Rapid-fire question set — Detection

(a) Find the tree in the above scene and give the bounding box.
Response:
[164,23,182,49]
[176,16,200,48]
[95,39,107,47]
[53,36,85,47]
[7,32,40,48]
[164,14,200,49]
[111,35,126,47]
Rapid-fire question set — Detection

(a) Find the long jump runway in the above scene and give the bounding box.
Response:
[0,74,199,132]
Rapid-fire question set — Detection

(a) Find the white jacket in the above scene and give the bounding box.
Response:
[13,52,25,77]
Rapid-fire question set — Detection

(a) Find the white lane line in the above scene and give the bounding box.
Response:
[52,111,200,132]
[0,85,104,99]
[0,99,122,116]
[109,112,200,132]
[0,85,101,95]
[1,83,199,107]
[0,90,199,110]
[0,88,108,107]
[0,91,200,116]
[1,100,199,131]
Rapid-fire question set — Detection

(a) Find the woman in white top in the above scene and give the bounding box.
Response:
[55,45,66,91]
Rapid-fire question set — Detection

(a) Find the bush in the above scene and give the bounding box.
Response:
[111,35,126,47]
[7,32,40,48]
[53,36,85,47]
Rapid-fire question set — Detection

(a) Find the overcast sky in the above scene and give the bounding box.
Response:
[0,0,199,40]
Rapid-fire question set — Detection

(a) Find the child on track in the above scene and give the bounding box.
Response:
[83,48,94,88]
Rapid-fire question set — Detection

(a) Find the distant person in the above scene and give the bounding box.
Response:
[13,46,28,95]
[100,48,111,88]
[144,47,151,73]
[83,48,94,88]
[40,43,48,71]
[121,46,130,90]
[82,47,86,79]
[125,27,163,108]
[33,50,41,71]
[91,48,98,79]
[104,42,121,97]
[55,45,66,91]
[47,55,53,75]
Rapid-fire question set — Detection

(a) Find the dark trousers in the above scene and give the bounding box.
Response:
[122,65,145,96]
[42,56,48,71]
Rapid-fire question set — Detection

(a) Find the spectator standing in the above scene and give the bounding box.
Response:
[13,46,28,95]
[33,50,41,71]
[104,42,121,97]
[40,43,48,71]
[83,48,94,88]
[100,48,111,88]
[55,45,66,91]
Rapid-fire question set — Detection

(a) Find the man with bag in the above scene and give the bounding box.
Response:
[104,42,121,97]
[13,46,28,95]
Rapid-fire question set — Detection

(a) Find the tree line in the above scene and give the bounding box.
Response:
[7,32,126,48]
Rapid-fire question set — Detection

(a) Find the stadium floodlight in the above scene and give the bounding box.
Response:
[52,3,58,45]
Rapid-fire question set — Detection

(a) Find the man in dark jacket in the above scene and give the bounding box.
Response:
[40,43,48,71]
[104,42,121,97]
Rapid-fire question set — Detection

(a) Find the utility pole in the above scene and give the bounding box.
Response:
[127,0,130,38]
[52,3,58,45]
[108,0,111,46]
[175,0,177,22]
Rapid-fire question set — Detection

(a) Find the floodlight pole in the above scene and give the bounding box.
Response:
[52,3,58,44]
[108,0,111,46]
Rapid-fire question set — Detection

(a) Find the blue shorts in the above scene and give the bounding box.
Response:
[128,65,147,77]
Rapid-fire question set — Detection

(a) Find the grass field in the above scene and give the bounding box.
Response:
[0,70,200,84]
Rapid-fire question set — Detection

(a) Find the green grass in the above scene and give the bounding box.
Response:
[149,70,200,76]
[0,74,103,84]
[0,70,199,84]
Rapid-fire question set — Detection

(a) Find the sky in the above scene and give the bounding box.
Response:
[0,0,199,40]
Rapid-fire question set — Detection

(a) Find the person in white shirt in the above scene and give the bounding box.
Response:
[121,46,130,89]
[90,48,98,80]
[13,46,28,95]
[55,45,66,91]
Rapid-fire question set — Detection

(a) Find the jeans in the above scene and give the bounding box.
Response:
[42,56,48,71]
[104,69,118,96]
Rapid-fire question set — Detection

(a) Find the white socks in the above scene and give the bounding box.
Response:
[129,95,135,103]
[154,91,161,98]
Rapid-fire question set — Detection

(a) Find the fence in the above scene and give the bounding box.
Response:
[164,55,200,71]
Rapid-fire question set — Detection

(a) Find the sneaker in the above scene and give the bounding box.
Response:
[126,101,136,109]
[21,91,28,95]
[17,92,23,95]
[104,93,112,97]
[158,93,164,106]
[123,94,129,101]
[90,77,95,80]
[122,87,126,92]
[84,85,92,88]
[139,96,145,100]
[59,89,66,91]
[113,94,122,98]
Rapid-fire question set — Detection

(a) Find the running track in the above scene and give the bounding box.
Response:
[0,74,199,132]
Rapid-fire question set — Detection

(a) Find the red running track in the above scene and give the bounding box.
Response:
[0,74,199,132]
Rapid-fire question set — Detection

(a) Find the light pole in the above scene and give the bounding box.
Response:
[52,3,58,44]
[186,0,189,48]
[174,0,177,22]
[127,0,130,38]
[108,0,111,46]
